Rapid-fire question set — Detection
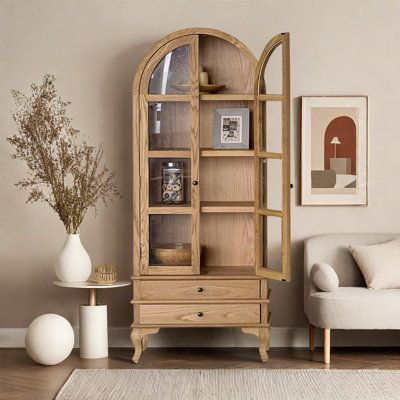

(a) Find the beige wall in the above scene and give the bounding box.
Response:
[1,0,400,344]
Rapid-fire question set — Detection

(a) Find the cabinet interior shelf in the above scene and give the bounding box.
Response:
[200,94,254,101]
[132,265,261,280]
[145,94,283,102]
[201,201,254,213]
[148,201,255,214]
[148,149,255,158]
[200,149,254,157]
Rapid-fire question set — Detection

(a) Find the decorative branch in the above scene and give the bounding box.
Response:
[7,74,120,234]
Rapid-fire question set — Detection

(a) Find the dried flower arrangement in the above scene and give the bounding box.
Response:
[7,74,119,234]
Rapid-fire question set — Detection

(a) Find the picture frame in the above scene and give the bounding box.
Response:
[301,96,368,206]
[213,108,250,149]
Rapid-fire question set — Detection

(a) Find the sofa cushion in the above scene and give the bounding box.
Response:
[349,238,400,289]
[310,263,339,292]
[307,287,400,329]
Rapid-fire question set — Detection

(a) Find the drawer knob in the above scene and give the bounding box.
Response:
[197,287,203,292]
[197,312,203,317]
[192,180,199,186]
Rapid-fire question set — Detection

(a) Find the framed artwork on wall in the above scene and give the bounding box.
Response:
[301,96,368,205]
[213,108,250,149]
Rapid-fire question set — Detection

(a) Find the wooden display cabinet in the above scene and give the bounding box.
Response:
[131,28,290,362]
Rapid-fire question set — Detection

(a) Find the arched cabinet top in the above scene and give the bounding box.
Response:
[132,28,258,95]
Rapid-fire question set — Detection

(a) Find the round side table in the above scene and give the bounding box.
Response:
[53,281,131,359]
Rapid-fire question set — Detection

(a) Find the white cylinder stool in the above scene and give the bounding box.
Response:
[79,305,108,359]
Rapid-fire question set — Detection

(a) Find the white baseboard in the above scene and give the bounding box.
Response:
[2,327,400,348]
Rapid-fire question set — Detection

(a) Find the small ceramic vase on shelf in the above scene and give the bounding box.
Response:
[55,234,92,282]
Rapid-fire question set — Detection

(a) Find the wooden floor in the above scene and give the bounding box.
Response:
[2,347,400,399]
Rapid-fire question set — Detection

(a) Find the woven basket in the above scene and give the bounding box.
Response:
[95,264,117,284]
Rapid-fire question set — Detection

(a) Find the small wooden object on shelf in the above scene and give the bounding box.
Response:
[95,264,117,284]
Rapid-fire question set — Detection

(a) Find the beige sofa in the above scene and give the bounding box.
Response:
[304,233,400,364]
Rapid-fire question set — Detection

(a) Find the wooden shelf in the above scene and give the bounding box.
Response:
[148,150,191,158]
[200,149,254,157]
[257,94,283,101]
[201,201,254,213]
[200,94,254,101]
[149,205,192,214]
[132,266,261,280]
[145,94,191,102]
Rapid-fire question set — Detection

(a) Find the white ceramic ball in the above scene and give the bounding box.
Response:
[25,314,74,365]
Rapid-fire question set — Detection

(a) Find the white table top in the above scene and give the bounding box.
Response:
[53,280,131,289]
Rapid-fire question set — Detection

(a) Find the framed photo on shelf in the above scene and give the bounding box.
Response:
[301,96,368,206]
[213,108,249,149]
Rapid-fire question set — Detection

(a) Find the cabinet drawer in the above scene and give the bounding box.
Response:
[140,280,260,300]
[139,304,260,325]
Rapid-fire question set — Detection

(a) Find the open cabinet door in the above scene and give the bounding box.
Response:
[254,33,290,281]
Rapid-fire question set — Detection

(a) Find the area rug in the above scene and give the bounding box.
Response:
[56,369,400,400]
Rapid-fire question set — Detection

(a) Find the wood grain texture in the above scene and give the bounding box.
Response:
[132,266,262,280]
[131,29,290,364]
[200,158,254,201]
[133,28,257,95]
[200,201,254,213]
[200,94,254,101]
[190,34,201,275]
[200,214,254,267]
[324,328,331,364]
[241,327,270,362]
[139,280,260,300]
[139,304,260,325]
[200,149,254,157]
[199,35,255,94]
[253,33,291,281]
[131,328,159,363]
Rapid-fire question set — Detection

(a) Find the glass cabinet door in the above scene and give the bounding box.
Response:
[139,36,200,275]
[254,33,291,281]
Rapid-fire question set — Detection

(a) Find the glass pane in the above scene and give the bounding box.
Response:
[261,101,282,153]
[260,159,282,210]
[150,214,192,266]
[149,45,190,94]
[262,215,282,272]
[148,102,191,150]
[262,44,282,94]
[149,158,191,207]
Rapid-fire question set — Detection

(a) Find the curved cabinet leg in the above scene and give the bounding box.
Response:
[142,335,148,351]
[131,328,159,363]
[241,327,270,363]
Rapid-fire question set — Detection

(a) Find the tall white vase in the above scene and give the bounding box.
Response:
[55,234,92,282]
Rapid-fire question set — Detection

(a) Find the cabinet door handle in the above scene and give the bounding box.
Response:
[197,312,203,317]
[197,287,203,292]
[192,180,198,186]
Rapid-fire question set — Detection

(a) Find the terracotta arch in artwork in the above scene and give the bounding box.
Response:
[324,116,357,175]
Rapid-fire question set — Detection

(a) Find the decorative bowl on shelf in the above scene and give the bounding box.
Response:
[152,243,191,266]
[200,84,226,94]
[170,84,226,94]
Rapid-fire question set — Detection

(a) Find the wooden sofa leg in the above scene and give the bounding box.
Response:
[324,328,331,364]
[309,324,315,351]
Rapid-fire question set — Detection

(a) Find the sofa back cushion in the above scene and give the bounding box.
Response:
[304,233,399,292]
[349,238,400,289]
